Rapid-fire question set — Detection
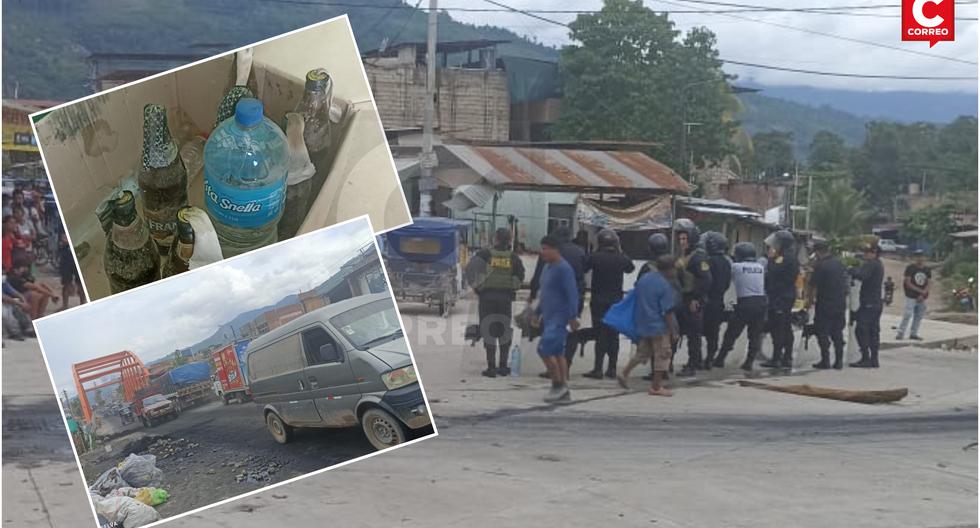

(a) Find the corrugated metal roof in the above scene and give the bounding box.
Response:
[444,145,691,193]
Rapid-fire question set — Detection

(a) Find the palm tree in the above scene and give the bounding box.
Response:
[810,180,869,240]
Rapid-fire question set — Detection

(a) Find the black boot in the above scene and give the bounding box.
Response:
[760,355,781,368]
[583,370,604,379]
[703,348,717,370]
[780,351,793,370]
[833,350,844,370]
[677,365,697,378]
[812,351,831,369]
[869,350,880,368]
[849,353,872,368]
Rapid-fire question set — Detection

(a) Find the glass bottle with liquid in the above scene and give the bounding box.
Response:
[103,190,161,293]
[162,206,195,278]
[138,104,188,254]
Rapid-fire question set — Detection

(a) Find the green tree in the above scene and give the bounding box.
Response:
[808,130,847,171]
[902,203,958,258]
[553,0,736,173]
[810,179,869,241]
[172,349,188,367]
[745,130,795,179]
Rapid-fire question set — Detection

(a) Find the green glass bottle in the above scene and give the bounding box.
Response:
[139,104,188,254]
[162,206,195,278]
[103,191,161,293]
[214,85,254,129]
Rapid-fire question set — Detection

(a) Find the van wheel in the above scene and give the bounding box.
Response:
[266,412,291,444]
[361,408,406,450]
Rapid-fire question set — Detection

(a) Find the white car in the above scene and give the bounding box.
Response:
[878,239,908,253]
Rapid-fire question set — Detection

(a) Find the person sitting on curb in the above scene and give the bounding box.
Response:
[618,255,678,397]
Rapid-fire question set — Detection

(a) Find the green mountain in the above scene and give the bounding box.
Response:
[2,0,558,100]
[736,92,870,156]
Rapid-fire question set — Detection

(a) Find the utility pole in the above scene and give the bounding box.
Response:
[419,0,439,217]
[805,170,813,232]
[791,164,799,229]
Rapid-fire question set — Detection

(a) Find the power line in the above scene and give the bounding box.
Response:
[661,0,978,66]
[722,59,977,80]
[476,0,977,79]
[259,0,978,20]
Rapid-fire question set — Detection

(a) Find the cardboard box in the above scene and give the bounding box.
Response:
[32,16,410,301]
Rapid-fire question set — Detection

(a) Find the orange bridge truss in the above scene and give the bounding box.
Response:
[71,351,150,422]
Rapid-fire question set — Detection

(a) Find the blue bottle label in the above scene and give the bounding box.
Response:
[204,176,285,229]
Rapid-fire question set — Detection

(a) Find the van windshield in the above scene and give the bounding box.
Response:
[330,298,402,349]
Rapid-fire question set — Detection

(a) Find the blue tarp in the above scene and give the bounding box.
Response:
[385,217,467,265]
[234,340,251,384]
[168,361,211,386]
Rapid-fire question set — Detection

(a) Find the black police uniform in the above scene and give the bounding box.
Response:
[702,253,732,367]
[584,248,635,376]
[850,257,884,366]
[715,259,768,370]
[764,253,799,368]
[678,248,712,372]
[809,254,848,368]
[466,245,525,373]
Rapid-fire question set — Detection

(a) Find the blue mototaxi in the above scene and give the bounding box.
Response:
[383,217,468,316]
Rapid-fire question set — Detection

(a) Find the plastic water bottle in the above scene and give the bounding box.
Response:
[509,342,522,377]
[204,98,288,257]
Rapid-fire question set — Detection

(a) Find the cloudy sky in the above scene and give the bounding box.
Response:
[35,218,376,397]
[448,0,978,93]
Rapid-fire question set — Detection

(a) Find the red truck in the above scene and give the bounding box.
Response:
[212,340,252,404]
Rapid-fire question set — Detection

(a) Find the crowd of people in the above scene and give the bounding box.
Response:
[2,184,85,341]
[466,221,930,403]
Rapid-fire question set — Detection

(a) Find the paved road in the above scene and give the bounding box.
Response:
[3,297,977,528]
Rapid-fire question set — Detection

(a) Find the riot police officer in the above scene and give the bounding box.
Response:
[584,229,635,379]
[849,243,884,368]
[761,230,799,370]
[713,242,767,372]
[701,231,732,370]
[807,240,848,370]
[465,227,525,377]
[674,219,712,378]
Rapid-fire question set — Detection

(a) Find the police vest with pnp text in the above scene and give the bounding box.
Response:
[478,249,521,291]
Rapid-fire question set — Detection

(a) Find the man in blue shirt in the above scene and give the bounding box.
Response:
[533,235,580,403]
[618,255,678,397]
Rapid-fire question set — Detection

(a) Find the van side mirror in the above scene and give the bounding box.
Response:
[319,343,341,363]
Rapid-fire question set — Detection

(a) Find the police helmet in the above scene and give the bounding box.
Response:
[733,242,757,262]
[674,218,700,247]
[764,230,795,253]
[597,228,619,249]
[647,233,670,258]
[494,227,512,246]
[702,231,728,256]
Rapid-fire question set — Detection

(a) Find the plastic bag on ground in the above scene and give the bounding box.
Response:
[117,453,164,488]
[93,494,161,527]
[90,467,130,496]
[109,486,169,506]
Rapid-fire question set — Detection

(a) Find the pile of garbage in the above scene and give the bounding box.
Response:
[89,453,170,527]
